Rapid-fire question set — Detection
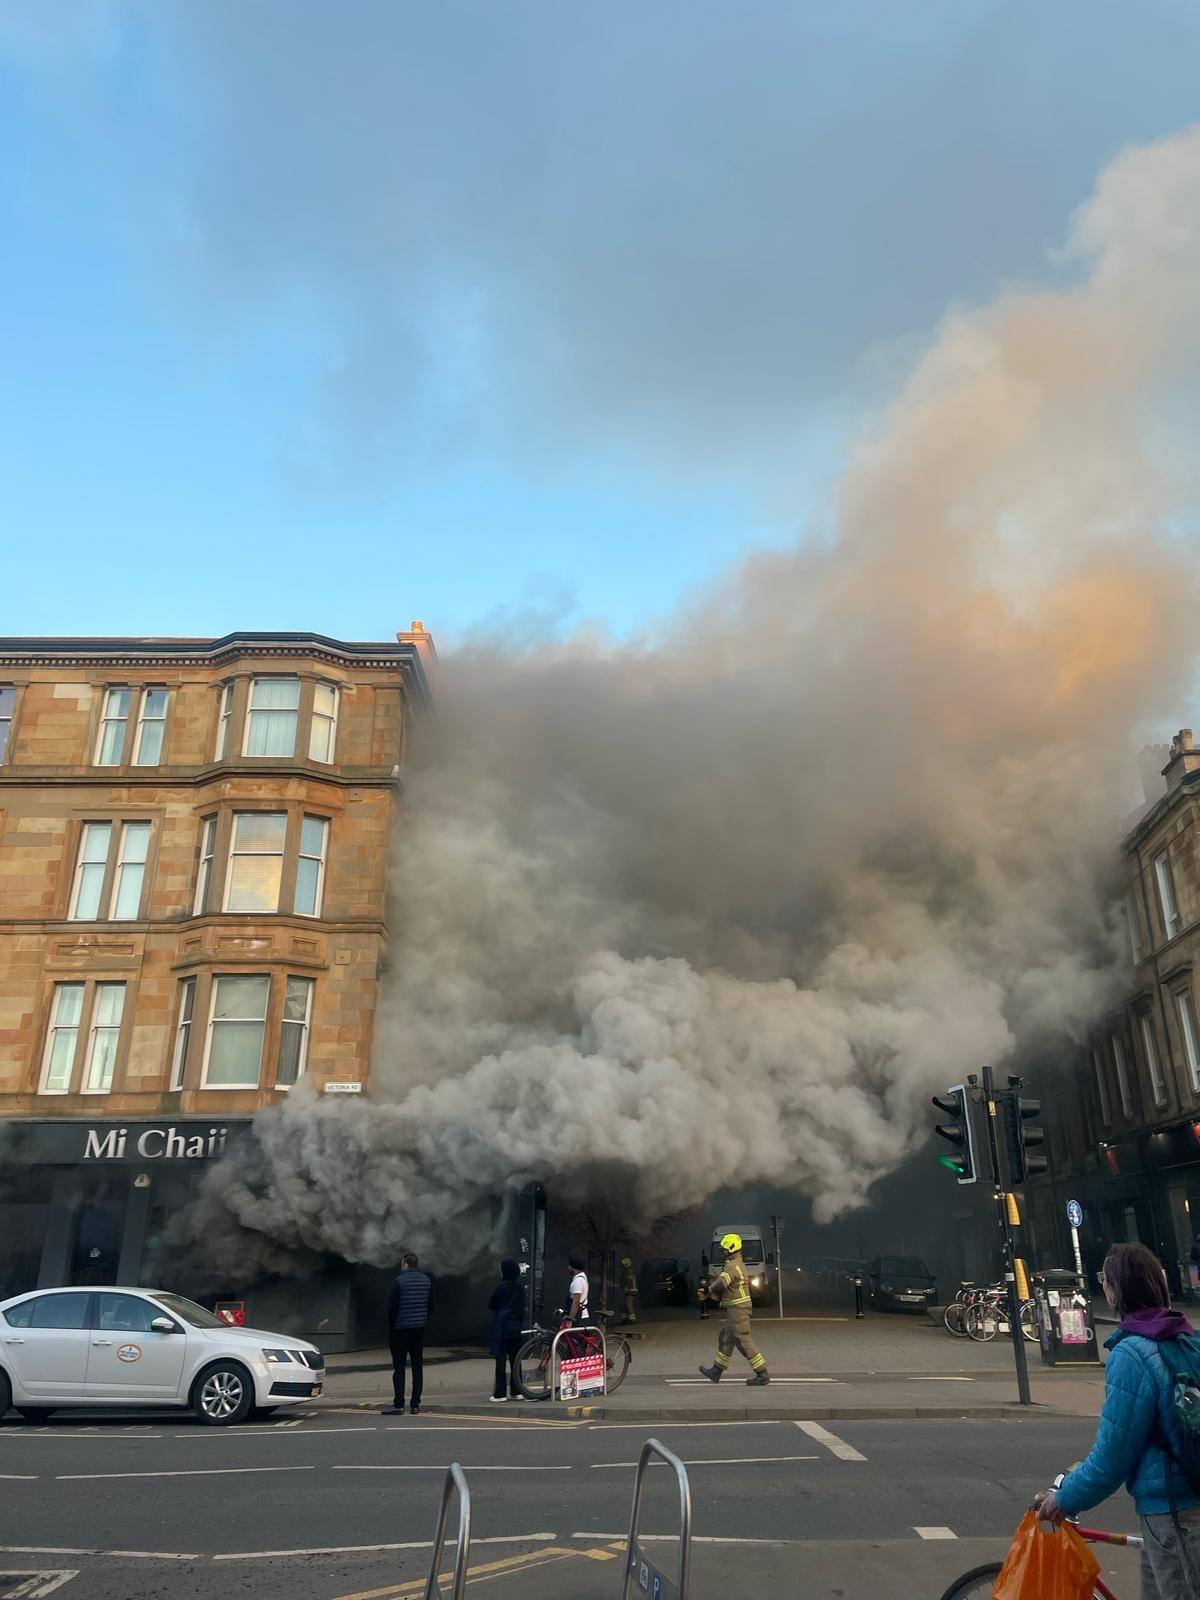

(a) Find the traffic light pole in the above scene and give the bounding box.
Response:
[982,1064,1032,1407]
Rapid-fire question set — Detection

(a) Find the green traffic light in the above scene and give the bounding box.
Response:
[938,1155,965,1175]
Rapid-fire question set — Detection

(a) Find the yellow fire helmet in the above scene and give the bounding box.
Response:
[720,1232,743,1253]
[621,1256,632,1267]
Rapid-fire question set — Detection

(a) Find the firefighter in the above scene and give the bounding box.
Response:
[620,1257,638,1325]
[699,1232,769,1386]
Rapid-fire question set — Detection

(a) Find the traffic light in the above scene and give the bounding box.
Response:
[1001,1095,1047,1183]
[932,1085,977,1184]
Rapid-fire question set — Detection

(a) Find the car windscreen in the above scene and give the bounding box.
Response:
[879,1257,929,1277]
[150,1292,226,1328]
[739,1241,764,1264]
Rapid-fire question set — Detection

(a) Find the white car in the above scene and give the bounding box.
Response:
[0,1286,324,1427]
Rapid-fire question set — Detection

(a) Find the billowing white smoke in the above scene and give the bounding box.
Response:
[175,125,1200,1280]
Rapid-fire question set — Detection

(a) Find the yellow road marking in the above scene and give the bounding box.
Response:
[334,1543,617,1600]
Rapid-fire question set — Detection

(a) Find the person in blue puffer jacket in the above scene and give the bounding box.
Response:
[1039,1242,1200,1599]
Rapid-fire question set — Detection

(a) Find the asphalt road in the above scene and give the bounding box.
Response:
[0,1410,1142,1600]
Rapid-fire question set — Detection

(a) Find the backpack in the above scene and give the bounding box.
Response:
[1153,1334,1200,1494]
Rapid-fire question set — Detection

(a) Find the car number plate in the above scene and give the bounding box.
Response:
[311,1384,322,1396]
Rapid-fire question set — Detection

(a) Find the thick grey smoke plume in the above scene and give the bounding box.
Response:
[173,126,1200,1280]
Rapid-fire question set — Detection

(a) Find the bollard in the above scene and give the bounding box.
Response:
[854,1274,865,1319]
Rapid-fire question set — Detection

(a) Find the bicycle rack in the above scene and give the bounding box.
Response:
[549,1323,608,1400]
[621,1438,692,1600]
[424,1462,471,1600]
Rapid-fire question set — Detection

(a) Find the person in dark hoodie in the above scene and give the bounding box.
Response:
[488,1258,527,1403]
[1039,1243,1200,1597]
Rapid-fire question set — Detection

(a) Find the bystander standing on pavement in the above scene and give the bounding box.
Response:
[561,1252,590,1325]
[1038,1242,1200,1597]
[488,1257,526,1402]
[620,1256,638,1324]
[382,1250,433,1416]
[700,1231,770,1385]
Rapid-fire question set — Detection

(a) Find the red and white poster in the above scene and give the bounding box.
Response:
[559,1352,605,1398]
[215,1301,246,1326]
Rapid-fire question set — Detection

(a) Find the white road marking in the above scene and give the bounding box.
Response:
[590,1455,817,1469]
[910,1378,974,1383]
[573,1533,791,1545]
[104,1551,200,1561]
[0,1553,91,1559]
[55,1466,316,1481]
[914,1527,958,1540]
[0,1572,80,1597]
[213,1535,557,1561]
[173,1425,377,1438]
[0,1475,38,1481]
[0,1433,164,1441]
[665,1376,840,1385]
[794,1420,866,1461]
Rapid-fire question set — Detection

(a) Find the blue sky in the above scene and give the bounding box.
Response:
[2,2,1198,647]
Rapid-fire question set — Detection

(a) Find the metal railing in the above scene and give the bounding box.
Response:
[621,1438,692,1600]
[549,1322,608,1400]
[425,1462,471,1600]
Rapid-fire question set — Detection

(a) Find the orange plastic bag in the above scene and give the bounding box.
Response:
[993,1511,1100,1600]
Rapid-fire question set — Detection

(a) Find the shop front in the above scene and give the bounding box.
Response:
[0,1119,251,1300]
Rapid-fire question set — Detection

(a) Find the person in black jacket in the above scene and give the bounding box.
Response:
[382,1251,434,1416]
[488,1258,527,1402]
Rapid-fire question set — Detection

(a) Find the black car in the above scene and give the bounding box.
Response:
[866,1254,937,1311]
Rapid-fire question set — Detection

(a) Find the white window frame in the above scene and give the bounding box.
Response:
[242,676,301,759]
[1141,1012,1167,1107]
[309,683,339,764]
[82,983,126,1094]
[1156,851,1181,940]
[133,686,169,766]
[222,811,287,914]
[214,681,235,760]
[68,821,114,921]
[275,976,313,1090]
[39,983,85,1095]
[193,816,217,915]
[94,687,132,766]
[0,685,15,763]
[1177,989,1200,1094]
[110,821,151,921]
[201,973,269,1090]
[294,816,329,917]
[1093,1046,1111,1125]
[1125,894,1142,964]
[170,977,197,1092]
[1112,1033,1133,1118]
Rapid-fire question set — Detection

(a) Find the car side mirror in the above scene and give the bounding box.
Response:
[150,1317,178,1334]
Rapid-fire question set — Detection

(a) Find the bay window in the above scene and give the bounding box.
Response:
[276,977,313,1088]
[170,977,196,1091]
[194,816,217,914]
[244,678,300,758]
[309,683,339,762]
[203,974,270,1088]
[294,816,329,916]
[0,686,15,762]
[224,812,287,912]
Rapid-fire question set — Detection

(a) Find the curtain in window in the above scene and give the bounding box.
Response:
[207,975,269,1086]
[245,680,300,757]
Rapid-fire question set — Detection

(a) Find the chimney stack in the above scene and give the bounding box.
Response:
[397,620,437,670]
[1162,728,1200,791]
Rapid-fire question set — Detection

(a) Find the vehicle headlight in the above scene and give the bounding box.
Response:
[261,1348,292,1363]
[750,1276,762,1287]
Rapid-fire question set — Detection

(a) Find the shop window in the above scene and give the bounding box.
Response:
[276,977,313,1088]
[0,686,16,762]
[203,974,270,1088]
[243,677,300,758]
[68,819,152,921]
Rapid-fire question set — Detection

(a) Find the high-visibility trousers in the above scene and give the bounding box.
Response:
[714,1303,766,1371]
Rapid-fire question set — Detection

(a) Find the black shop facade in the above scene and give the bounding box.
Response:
[0,1118,250,1300]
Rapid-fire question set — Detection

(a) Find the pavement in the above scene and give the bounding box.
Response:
[0,1410,1141,1600]
[318,1301,1109,1421]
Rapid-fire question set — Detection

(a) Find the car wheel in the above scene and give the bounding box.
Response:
[16,1407,56,1423]
[192,1361,254,1426]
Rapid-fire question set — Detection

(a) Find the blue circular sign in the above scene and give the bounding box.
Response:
[1066,1199,1083,1229]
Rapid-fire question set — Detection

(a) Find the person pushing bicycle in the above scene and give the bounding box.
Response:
[699,1231,771,1386]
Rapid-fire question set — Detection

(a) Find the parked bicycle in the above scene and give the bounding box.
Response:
[515,1312,631,1400]
[943,1280,1037,1342]
[940,1518,1143,1600]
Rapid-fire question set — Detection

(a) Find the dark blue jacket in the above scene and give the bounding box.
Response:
[1058,1308,1200,1518]
[488,1263,526,1357]
[388,1268,433,1331]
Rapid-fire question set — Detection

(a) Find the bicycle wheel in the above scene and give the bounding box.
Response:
[604,1334,631,1392]
[1019,1299,1038,1343]
[965,1301,999,1341]
[939,1561,1002,1600]
[516,1335,553,1401]
[943,1300,968,1337]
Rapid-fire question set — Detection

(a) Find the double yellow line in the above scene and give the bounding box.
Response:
[336,1541,621,1600]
